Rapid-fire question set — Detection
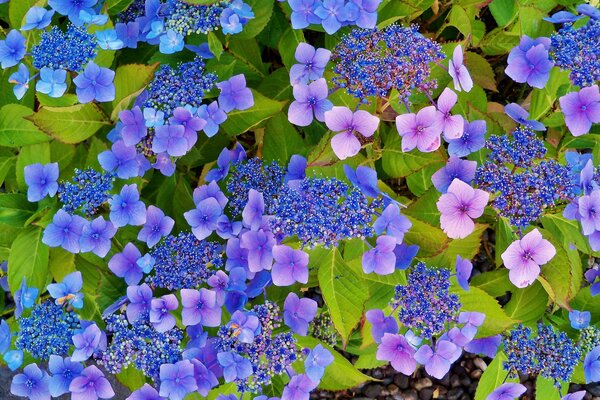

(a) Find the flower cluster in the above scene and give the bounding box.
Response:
[58,168,115,216]
[331,24,444,104]
[164,0,254,36]
[503,323,581,384]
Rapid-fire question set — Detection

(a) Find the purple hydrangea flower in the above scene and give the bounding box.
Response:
[180,288,221,327]
[289,0,322,29]
[69,365,114,400]
[184,198,223,241]
[413,340,461,379]
[290,43,331,85]
[36,68,68,98]
[448,45,473,92]
[108,242,143,285]
[73,62,115,103]
[283,292,317,335]
[22,7,55,30]
[150,294,178,332]
[579,190,600,235]
[170,107,206,148]
[24,162,59,202]
[501,228,556,288]
[305,344,334,383]
[42,210,87,253]
[126,283,153,323]
[193,181,228,209]
[228,310,261,343]
[190,359,218,396]
[119,106,147,146]
[569,310,591,330]
[0,319,10,354]
[324,106,379,160]
[435,88,464,140]
[505,42,553,88]
[217,352,253,382]
[242,189,264,231]
[457,311,485,339]
[504,103,546,131]
[543,11,583,23]
[437,179,489,239]
[578,3,600,19]
[366,309,398,343]
[586,346,600,383]
[282,374,318,400]
[487,383,527,400]
[563,392,587,400]
[431,156,477,194]
[559,85,600,137]
[0,30,26,69]
[285,154,307,185]
[376,333,416,375]
[158,360,197,400]
[137,206,174,247]
[271,245,309,286]
[152,124,189,157]
[288,78,333,126]
[396,106,443,153]
[48,0,97,24]
[207,270,229,306]
[344,164,380,198]
[196,101,227,137]
[217,74,254,112]
[240,229,275,272]
[373,203,411,244]
[115,22,140,49]
[47,271,84,309]
[48,356,84,397]
[362,235,397,275]
[447,119,486,157]
[109,184,146,227]
[10,363,50,400]
[455,255,473,291]
[464,335,501,358]
[314,0,349,34]
[128,383,165,400]
[79,216,116,257]
[98,140,140,179]
[71,323,103,362]
[353,0,381,28]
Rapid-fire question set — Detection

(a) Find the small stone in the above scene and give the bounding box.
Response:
[396,389,418,400]
[473,357,487,371]
[459,376,471,387]
[419,388,434,400]
[372,369,384,379]
[387,384,399,395]
[447,388,464,400]
[589,385,600,397]
[363,384,385,398]
[450,374,461,388]
[470,369,482,380]
[414,378,433,391]
[394,374,410,389]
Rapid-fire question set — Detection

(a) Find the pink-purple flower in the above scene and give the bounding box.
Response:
[487,383,526,400]
[505,39,553,89]
[180,288,221,327]
[437,179,489,239]
[396,106,443,152]
[413,340,461,379]
[324,106,379,160]
[448,45,473,92]
[283,292,317,336]
[376,333,416,375]
[501,228,556,288]
[290,42,331,85]
[559,85,600,137]
[362,235,397,275]
[69,365,114,400]
[288,78,333,126]
[271,245,309,286]
[435,88,464,140]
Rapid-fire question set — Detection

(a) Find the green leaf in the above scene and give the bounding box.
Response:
[488,0,516,27]
[541,213,592,255]
[226,39,268,79]
[16,143,51,191]
[9,0,44,28]
[7,226,50,293]
[471,269,512,298]
[263,112,305,162]
[49,248,76,282]
[0,104,51,147]
[116,366,146,391]
[221,89,283,136]
[466,52,497,92]
[475,352,517,400]
[381,133,446,178]
[535,377,562,400]
[425,223,487,269]
[480,28,520,56]
[571,287,600,321]
[27,104,111,144]
[504,281,548,323]
[110,63,159,120]
[279,28,305,70]
[295,336,373,391]
[106,0,135,14]
[495,217,514,267]
[207,32,223,60]
[315,247,369,345]
[404,217,449,258]
[406,162,444,196]
[403,188,441,226]
[448,5,471,36]
[0,194,36,227]
[453,286,517,337]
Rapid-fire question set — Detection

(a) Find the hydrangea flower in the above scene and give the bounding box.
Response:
[240,229,275,272]
[217,352,253,382]
[304,345,334,382]
[42,210,87,253]
[373,203,411,244]
[196,101,227,137]
[366,309,398,343]
[432,157,477,194]
[505,41,553,88]
[324,106,379,160]
[569,310,591,330]
[376,333,417,375]
[126,284,153,323]
[282,374,318,400]
[362,235,397,275]
[448,45,473,92]
[159,360,197,400]
[414,340,461,379]
[22,7,55,31]
[455,255,473,291]
[180,288,221,327]
[504,103,546,131]
[217,74,254,112]
[137,206,174,247]
[48,356,84,397]
[435,88,464,140]
[69,365,115,400]
[185,198,222,241]
[14,278,38,318]
[271,245,309,286]
[283,293,317,335]
[109,184,146,227]
[487,383,527,400]
[71,323,104,362]
[288,78,333,126]
[128,384,165,400]
[108,242,143,285]
[150,294,178,332]
[0,30,26,69]
[9,63,30,100]
[73,62,116,103]
[501,228,556,288]
[396,106,442,152]
[24,162,59,202]
[47,271,84,309]
[36,68,68,98]
[10,363,51,400]
[79,216,117,257]
[49,0,98,24]
[447,119,486,157]
[290,43,331,85]
[559,85,600,137]
[437,179,489,239]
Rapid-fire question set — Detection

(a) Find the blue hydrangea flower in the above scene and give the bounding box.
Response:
[8,63,30,100]
[79,216,117,257]
[98,140,140,179]
[158,360,197,400]
[217,351,253,382]
[0,30,26,69]
[108,242,144,285]
[42,210,87,254]
[21,7,55,30]
[137,205,174,248]
[115,21,140,48]
[217,74,254,112]
[196,101,227,137]
[4,350,24,371]
[47,271,84,309]
[10,363,51,400]
[48,0,98,25]
[569,310,591,330]
[159,29,185,54]
[48,356,84,397]
[36,67,68,98]
[96,29,124,50]
[68,365,114,399]
[24,162,59,202]
[109,184,147,227]
[73,62,116,103]
[304,344,334,382]
[283,292,317,336]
